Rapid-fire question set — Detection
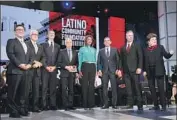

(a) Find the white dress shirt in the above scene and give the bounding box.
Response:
[17,37,27,54]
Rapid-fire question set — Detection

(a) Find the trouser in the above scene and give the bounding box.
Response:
[41,69,57,107]
[81,63,96,108]
[102,71,117,106]
[124,72,143,108]
[7,71,29,113]
[61,73,74,108]
[148,66,166,108]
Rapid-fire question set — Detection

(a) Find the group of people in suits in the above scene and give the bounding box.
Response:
[5,24,174,118]
[6,24,61,118]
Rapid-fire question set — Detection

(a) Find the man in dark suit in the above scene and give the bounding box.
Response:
[41,30,60,110]
[120,30,143,112]
[26,30,45,112]
[58,38,78,110]
[6,24,33,118]
[143,33,174,111]
[97,37,122,109]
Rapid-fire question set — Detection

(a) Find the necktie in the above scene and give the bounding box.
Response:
[50,42,54,52]
[33,42,38,54]
[68,49,72,62]
[20,40,27,54]
[126,43,131,52]
[106,47,110,57]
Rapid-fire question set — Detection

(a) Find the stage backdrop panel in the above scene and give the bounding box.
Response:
[108,17,125,51]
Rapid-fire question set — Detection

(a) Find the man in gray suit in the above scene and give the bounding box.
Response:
[97,37,122,109]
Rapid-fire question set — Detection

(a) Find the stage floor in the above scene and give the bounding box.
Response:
[1,105,176,120]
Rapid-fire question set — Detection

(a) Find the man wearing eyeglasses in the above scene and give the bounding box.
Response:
[25,30,45,112]
[6,24,33,118]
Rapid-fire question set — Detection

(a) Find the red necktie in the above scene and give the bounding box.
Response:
[126,44,131,52]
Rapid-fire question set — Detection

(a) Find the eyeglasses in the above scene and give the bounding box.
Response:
[32,34,38,36]
[16,29,24,31]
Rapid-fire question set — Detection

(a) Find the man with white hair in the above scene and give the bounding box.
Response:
[26,29,45,112]
[58,37,78,110]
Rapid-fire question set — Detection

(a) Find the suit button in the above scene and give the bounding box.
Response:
[108,60,109,62]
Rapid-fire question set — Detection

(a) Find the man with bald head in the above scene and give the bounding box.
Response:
[26,30,45,112]
[58,38,78,110]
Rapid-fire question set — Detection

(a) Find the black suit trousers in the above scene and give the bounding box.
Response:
[124,72,142,108]
[7,71,29,112]
[81,63,96,108]
[30,69,40,109]
[41,69,57,107]
[102,71,117,106]
[61,73,74,108]
[148,66,166,107]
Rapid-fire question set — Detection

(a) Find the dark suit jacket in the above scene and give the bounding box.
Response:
[97,47,121,73]
[58,49,78,77]
[120,42,143,73]
[6,38,33,74]
[26,40,45,76]
[143,45,172,76]
[41,41,60,68]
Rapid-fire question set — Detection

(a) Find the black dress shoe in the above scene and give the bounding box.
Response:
[149,106,160,110]
[84,108,88,110]
[112,106,117,109]
[42,106,49,111]
[19,108,29,116]
[137,108,144,114]
[69,107,76,110]
[9,111,21,118]
[89,108,94,110]
[101,105,109,109]
[32,108,41,113]
[161,107,166,111]
[50,106,57,110]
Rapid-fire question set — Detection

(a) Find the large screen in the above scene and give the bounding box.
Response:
[0,5,99,72]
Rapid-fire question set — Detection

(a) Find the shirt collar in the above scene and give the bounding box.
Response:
[16,37,24,42]
[48,40,54,45]
[126,42,133,47]
[67,48,72,51]
[31,40,37,44]
[105,46,110,50]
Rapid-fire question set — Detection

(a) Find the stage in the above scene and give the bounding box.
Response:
[1,105,176,120]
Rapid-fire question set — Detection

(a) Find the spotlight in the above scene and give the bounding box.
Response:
[65,2,69,6]
[62,1,73,10]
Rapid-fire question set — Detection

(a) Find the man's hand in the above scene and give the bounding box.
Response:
[18,64,27,70]
[65,66,72,72]
[32,63,39,68]
[170,50,174,55]
[116,70,122,78]
[136,68,142,74]
[46,66,51,72]
[34,61,42,68]
[50,66,56,72]
[26,64,32,70]
[97,70,102,77]
[143,72,147,77]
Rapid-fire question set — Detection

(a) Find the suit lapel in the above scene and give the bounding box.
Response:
[70,50,75,62]
[103,48,107,58]
[125,43,134,54]
[64,49,70,62]
[109,47,113,57]
[15,38,26,55]
[29,41,36,54]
